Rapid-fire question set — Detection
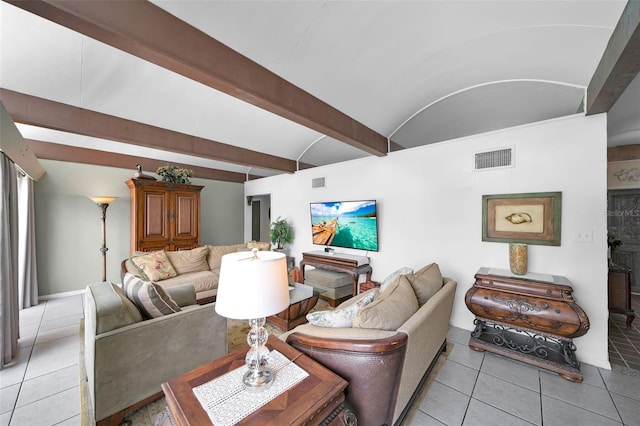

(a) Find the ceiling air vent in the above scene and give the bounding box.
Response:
[474,147,513,171]
[311,177,326,189]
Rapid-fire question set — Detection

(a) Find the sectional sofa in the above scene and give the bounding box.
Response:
[121,241,270,303]
[281,263,457,426]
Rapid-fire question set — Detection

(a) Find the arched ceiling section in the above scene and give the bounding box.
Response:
[156,0,624,137]
[0,0,635,182]
[298,136,373,169]
[391,80,585,149]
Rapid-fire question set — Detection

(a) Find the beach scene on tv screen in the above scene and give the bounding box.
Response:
[310,200,378,251]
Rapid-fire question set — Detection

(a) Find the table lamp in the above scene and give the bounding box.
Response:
[215,249,290,390]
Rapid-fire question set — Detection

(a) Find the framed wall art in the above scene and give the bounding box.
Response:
[482,192,562,246]
[608,160,640,189]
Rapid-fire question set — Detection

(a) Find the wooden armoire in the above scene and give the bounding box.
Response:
[126,179,203,253]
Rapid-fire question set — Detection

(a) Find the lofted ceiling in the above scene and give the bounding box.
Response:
[0,1,638,183]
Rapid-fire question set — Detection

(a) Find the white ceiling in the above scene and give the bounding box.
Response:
[0,1,636,180]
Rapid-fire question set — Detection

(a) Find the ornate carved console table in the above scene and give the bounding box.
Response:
[465,267,590,382]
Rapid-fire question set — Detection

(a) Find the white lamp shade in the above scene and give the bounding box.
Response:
[215,251,290,319]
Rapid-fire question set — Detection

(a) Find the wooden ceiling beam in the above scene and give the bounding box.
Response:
[586,1,640,115]
[0,88,296,173]
[6,0,388,157]
[26,139,258,183]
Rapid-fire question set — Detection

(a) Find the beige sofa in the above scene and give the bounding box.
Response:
[83,281,227,425]
[121,242,270,303]
[281,263,457,426]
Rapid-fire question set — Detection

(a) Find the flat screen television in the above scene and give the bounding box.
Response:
[309,200,379,252]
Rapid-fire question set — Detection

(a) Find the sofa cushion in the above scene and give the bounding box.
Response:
[157,270,218,294]
[305,268,352,288]
[166,247,209,275]
[122,273,182,318]
[380,267,414,292]
[90,282,143,334]
[353,275,419,330]
[206,244,247,271]
[307,289,378,328]
[405,262,443,306]
[129,250,178,281]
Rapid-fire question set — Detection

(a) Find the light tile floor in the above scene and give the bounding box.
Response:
[2,294,640,426]
[1,295,84,426]
[608,294,640,371]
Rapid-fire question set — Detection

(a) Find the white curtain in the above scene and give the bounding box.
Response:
[18,172,38,309]
[0,152,19,368]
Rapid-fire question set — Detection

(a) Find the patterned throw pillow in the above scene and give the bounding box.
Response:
[122,273,181,318]
[306,290,377,328]
[130,250,178,281]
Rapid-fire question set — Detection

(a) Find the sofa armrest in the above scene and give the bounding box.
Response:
[165,283,197,307]
[86,303,227,422]
[285,331,407,426]
[394,278,457,422]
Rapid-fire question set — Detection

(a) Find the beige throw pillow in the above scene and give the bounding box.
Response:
[166,247,209,274]
[353,275,418,330]
[405,262,443,306]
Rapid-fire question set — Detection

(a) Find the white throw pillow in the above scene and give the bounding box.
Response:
[306,290,377,328]
[380,267,414,292]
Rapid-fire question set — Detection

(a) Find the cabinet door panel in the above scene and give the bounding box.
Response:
[172,191,200,242]
[143,190,169,240]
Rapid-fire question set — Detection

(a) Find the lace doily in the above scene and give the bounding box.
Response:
[192,350,308,425]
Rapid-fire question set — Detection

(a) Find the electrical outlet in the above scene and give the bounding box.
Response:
[575,230,593,242]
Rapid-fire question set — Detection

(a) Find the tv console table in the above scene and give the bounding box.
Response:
[465,267,590,382]
[300,251,372,297]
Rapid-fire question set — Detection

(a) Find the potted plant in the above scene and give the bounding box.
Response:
[156,164,193,184]
[270,216,294,250]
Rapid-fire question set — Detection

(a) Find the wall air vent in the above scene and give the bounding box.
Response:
[311,177,326,189]
[474,147,514,171]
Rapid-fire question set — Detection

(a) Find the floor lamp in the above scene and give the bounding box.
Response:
[89,196,118,282]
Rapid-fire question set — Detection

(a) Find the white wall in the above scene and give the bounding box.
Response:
[245,114,610,369]
[35,160,244,296]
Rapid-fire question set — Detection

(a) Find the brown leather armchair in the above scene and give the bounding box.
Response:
[286,332,408,426]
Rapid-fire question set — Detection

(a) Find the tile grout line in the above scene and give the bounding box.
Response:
[8,300,48,426]
[460,352,484,425]
[608,319,631,369]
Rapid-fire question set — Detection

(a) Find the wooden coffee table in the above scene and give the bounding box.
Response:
[161,336,352,425]
[267,283,322,331]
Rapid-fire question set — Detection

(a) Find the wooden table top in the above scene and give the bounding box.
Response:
[161,336,348,425]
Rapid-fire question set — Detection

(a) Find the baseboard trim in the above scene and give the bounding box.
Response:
[39,289,85,301]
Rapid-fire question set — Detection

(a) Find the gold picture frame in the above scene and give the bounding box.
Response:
[482,192,562,246]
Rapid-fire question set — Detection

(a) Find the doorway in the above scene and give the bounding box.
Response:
[249,194,271,243]
[608,189,640,294]
[251,200,261,241]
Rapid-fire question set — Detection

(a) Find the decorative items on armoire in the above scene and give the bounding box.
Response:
[132,164,156,180]
[156,164,193,184]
